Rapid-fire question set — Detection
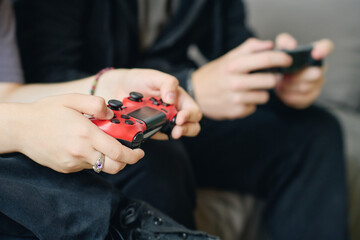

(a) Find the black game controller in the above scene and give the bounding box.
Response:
[252,45,323,74]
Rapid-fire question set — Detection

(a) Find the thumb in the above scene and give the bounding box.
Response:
[276,33,298,50]
[61,94,114,119]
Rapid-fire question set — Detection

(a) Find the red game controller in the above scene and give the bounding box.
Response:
[91,92,177,149]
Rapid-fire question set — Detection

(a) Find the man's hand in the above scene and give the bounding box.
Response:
[16,94,145,174]
[275,33,334,109]
[96,69,202,139]
[191,38,292,120]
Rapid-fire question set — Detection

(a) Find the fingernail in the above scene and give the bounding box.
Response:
[165,92,176,103]
[106,108,114,119]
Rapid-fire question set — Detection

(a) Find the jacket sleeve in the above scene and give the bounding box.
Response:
[222,0,255,53]
[13,0,89,83]
[172,0,255,93]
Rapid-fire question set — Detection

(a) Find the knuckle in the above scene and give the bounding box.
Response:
[248,105,257,114]
[262,55,274,66]
[169,76,179,87]
[229,79,242,91]
[258,92,270,103]
[62,161,79,173]
[180,125,188,136]
[233,105,246,117]
[110,163,126,174]
[75,126,91,138]
[109,148,123,162]
[127,156,140,165]
[267,75,277,87]
[246,38,258,45]
[224,61,235,73]
[311,68,322,80]
[232,94,244,104]
[107,168,118,175]
[67,145,84,158]
[92,97,107,113]
[60,168,71,174]
[194,124,201,135]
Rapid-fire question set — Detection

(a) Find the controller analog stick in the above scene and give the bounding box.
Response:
[129,92,143,102]
[108,99,123,111]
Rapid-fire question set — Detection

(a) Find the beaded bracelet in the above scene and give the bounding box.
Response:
[90,67,114,95]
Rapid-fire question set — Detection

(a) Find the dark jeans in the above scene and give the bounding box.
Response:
[0,153,120,239]
[0,96,348,240]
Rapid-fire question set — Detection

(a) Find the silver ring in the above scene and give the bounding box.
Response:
[93,153,105,173]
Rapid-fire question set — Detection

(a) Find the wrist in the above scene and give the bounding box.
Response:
[90,67,114,96]
[0,103,26,153]
[92,69,128,101]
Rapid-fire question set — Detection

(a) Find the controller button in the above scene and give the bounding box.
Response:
[161,108,168,113]
[111,119,120,124]
[129,92,143,102]
[152,101,160,106]
[159,99,169,106]
[108,99,123,111]
[125,120,134,125]
[121,114,130,119]
[113,114,117,118]
[150,97,157,102]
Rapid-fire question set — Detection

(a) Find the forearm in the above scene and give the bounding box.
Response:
[0,76,94,103]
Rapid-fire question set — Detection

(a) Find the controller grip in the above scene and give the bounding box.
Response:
[160,115,177,139]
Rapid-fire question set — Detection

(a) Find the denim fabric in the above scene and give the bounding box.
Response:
[0,153,119,239]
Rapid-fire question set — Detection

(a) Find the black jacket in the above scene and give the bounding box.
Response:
[14,0,253,89]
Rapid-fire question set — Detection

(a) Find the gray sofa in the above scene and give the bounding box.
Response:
[195,0,360,239]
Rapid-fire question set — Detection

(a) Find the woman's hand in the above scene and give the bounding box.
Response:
[13,94,145,174]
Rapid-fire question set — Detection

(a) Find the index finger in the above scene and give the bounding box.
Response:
[174,87,202,125]
[90,123,145,165]
[227,51,292,73]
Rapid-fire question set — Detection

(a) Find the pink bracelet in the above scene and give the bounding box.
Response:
[90,67,114,95]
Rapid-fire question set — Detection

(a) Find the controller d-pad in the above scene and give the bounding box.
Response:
[125,120,134,125]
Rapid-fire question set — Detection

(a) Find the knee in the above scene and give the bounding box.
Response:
[140,140,193,179]
[303,106,343,142]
